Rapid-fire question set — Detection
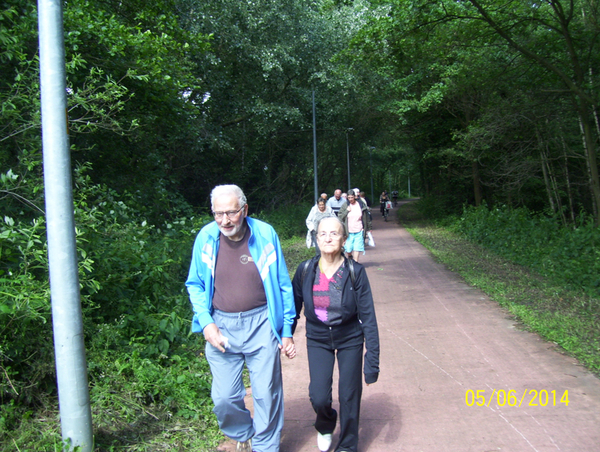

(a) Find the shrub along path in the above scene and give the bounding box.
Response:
[220,202,600,451]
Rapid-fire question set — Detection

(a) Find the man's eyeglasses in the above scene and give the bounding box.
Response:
[212,205,245,219]
[318,231,342,240]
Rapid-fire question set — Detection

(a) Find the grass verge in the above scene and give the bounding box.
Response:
[397,202,600,375]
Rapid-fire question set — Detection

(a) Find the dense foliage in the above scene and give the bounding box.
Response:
[3,0,600,215]
[451,205,600,298]
[348,0,600,222]
[2,0,600,449]
[0,164,313,450]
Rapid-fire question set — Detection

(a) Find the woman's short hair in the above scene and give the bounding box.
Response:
[210,184,247,209]
[347,190,356,198]
[317,197,326,205]
[316,215,347,239]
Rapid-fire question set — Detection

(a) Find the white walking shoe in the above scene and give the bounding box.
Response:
[317,432,333,451]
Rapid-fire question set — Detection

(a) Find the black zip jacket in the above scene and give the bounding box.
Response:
[292,256,380,384]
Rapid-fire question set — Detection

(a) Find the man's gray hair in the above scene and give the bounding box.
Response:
[211,184,247,209]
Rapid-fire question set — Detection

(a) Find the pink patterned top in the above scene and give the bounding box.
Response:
[312,262,345,326]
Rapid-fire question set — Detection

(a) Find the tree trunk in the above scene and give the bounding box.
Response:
[540,149,556,214]
[560,136,576,224]
[577,106,600,223]
[472,160,482,206]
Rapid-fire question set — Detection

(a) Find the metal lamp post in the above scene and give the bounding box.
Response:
[312,89,318,202]
[369,147,375,204]
[346,128,353,190]
[38,0,93,450]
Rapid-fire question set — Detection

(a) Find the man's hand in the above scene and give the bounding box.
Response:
[203,323,227,353]
[279,337,296,359]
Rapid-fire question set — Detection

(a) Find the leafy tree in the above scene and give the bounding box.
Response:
[344,0,600,220]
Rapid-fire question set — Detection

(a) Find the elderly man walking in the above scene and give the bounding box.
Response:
[326,188,347,216]
[186,184,296,452]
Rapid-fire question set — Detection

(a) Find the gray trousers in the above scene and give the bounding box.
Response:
[206,304,284,452]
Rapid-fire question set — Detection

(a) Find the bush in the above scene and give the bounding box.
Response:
[1,165,218,447]
[2,164,312,450]
[450,204,600,298]
[254,202,312,240]
[415,194,463,222]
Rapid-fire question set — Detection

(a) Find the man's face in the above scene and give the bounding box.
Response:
[213,194,248,241]
[334,190,342,200]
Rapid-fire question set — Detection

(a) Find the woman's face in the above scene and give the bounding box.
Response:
[347,194,356,204]
[318,202,326,212]
[316,218,345,255]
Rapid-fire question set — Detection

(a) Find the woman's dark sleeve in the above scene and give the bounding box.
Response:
[354,265,380,384]
[291,262,306,335]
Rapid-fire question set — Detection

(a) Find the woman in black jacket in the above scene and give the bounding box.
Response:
[292,216,380,452]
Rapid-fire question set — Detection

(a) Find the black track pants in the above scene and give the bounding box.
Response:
[307,340,363,452]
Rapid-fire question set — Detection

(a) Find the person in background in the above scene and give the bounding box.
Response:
[338,190,371,263]
[186,184,296,452]
[379,191,390,217]
[306,198,334,254]
[359,191,370,208]
[320,192,328,202]
[326,189,347,216]
[292,216,380,452]
[353,188,364,207]
[359,191,372,223]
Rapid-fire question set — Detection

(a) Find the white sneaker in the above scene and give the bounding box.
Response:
[236,439,252,452]
[317,432,333,451]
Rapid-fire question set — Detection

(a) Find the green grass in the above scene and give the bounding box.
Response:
[397,202,600,375]
[281,236,315,279]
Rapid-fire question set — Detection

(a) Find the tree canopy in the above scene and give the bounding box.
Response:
[3,0,600,220]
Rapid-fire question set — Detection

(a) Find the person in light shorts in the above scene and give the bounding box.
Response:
[338,190,371,262]
[345,230,364,254]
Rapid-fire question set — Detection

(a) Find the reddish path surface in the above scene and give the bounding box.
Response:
[219,202,600,451]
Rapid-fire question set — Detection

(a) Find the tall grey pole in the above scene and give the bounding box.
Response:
[312,89,318,202]
[38,1,93,451]
[369,147,375,204]
[346,128,353,190]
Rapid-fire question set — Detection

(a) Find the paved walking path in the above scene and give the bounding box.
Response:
[221,201,600,451]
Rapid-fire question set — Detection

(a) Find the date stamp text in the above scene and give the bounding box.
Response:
[465,389,569,407]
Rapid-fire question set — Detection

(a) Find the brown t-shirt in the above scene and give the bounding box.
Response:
[212,225,267,312]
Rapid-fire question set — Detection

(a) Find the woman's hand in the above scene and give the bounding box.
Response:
[280,337,296,359]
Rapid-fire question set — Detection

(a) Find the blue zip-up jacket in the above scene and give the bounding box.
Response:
[185,217,295,342]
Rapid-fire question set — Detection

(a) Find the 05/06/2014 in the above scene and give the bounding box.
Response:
[465,389,569,407]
